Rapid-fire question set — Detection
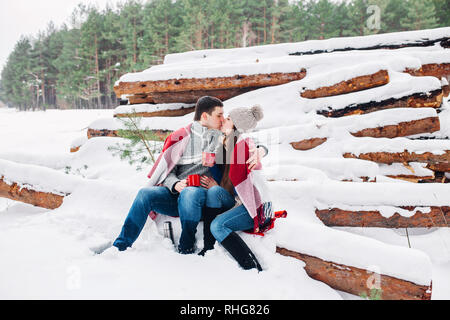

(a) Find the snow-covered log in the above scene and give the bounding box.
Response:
[114,70,306,97]
[0,178,65,209]
[340,137,450,171]
[87,128,171,141]
[442,77,450,97]
[311,72,443,118]
[254,108,440,151]
[343,150,450,172]
[351,116,440,138]
[291,116,440,150]
[300,67,389,99]
[317,88,443,118]
[315,206,450,228]
[86,115,193,141]
[114,103,195,118]
[126,87,261,104]
[379,162,435,182]
[163,27,449,63]
[274,220,432,300]
[0,159,84,209]
[405,63,450,79]
[70,136,88,153]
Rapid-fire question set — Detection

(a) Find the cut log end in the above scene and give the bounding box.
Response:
[70,146,81,153]
[290,137,327,151]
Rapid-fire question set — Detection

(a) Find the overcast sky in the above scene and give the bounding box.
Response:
[0,0,126,72]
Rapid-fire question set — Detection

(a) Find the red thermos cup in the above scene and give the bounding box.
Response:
[187,174,201,187]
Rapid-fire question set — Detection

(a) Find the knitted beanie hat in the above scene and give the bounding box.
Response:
[228,105,264,133]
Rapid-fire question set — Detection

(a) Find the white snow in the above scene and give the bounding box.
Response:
[2,27,450,300]
[299,61,389,92]
[378,162,434,177]
[1,107,446,299]
[163,27,450,64]
[248,108,439,145]
[114,103,195,116]
[274,219,432,285]
[88,113,194,132]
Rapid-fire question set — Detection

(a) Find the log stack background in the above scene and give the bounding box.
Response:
[104,28,450,300]
[4,27,449,300]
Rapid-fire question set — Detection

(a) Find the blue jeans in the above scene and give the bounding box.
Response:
[113,186,236,251]
[210,204,254,243]
[205,186,235,210]
[113,186,208,251]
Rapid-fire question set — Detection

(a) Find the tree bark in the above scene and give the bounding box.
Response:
[276,247,432,300]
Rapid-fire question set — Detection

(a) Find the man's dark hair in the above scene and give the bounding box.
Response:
[194,96,223,121]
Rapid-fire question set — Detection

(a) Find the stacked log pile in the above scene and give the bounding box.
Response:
[114,64,307,105]
[5,27,449,300]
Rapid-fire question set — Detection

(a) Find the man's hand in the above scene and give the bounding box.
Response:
[200,175,218,189]
[246,147,265,171]
[174,179,188,193]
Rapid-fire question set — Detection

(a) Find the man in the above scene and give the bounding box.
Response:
[112,96,267,254]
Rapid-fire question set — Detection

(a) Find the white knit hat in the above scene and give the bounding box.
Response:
[229,105,264,133]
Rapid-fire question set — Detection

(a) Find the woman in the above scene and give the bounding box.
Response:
[199,105,274,272]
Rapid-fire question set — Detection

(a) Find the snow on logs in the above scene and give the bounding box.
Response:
[114,59,307,104]
[300,63,389,99]
[163,27,449,63]
[340,137,450,172]
[378,163,436,183]
[309,181,450,228]
[442,77,450,97]
[86,114,195,140]
[0,159,83,209]
[255,108,440,151]
[313,72,443,118]
[274,219,432,300]
[303,108,439,150]
[403,51,450,80]
[113,103,195,118]
[261,146,380,182]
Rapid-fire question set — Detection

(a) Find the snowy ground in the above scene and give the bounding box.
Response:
[0,107,342,300]
[0,107,449,300]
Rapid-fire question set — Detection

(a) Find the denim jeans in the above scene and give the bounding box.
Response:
[113,186,208,251]
[113,185,237,252]
[205,186,236,211]
[210,204,254,243]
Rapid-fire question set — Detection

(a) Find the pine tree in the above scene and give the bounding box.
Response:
[333,1,355,37]
[400,0,439,30]
[107,112,168,171]
[53,26,85,109]
[380,0,408,32]
[432,0,450,27]
[2,37,34,110]
[80,6,105,108]
[285,0,310,42]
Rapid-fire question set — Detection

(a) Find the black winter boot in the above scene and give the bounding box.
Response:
[220,232,263,272]
[198,207,222,256]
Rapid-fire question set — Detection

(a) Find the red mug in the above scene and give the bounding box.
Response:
[187,174,201,187]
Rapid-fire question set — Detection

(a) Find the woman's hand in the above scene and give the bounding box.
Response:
[200,175,218,189]
[247,147,265,171]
